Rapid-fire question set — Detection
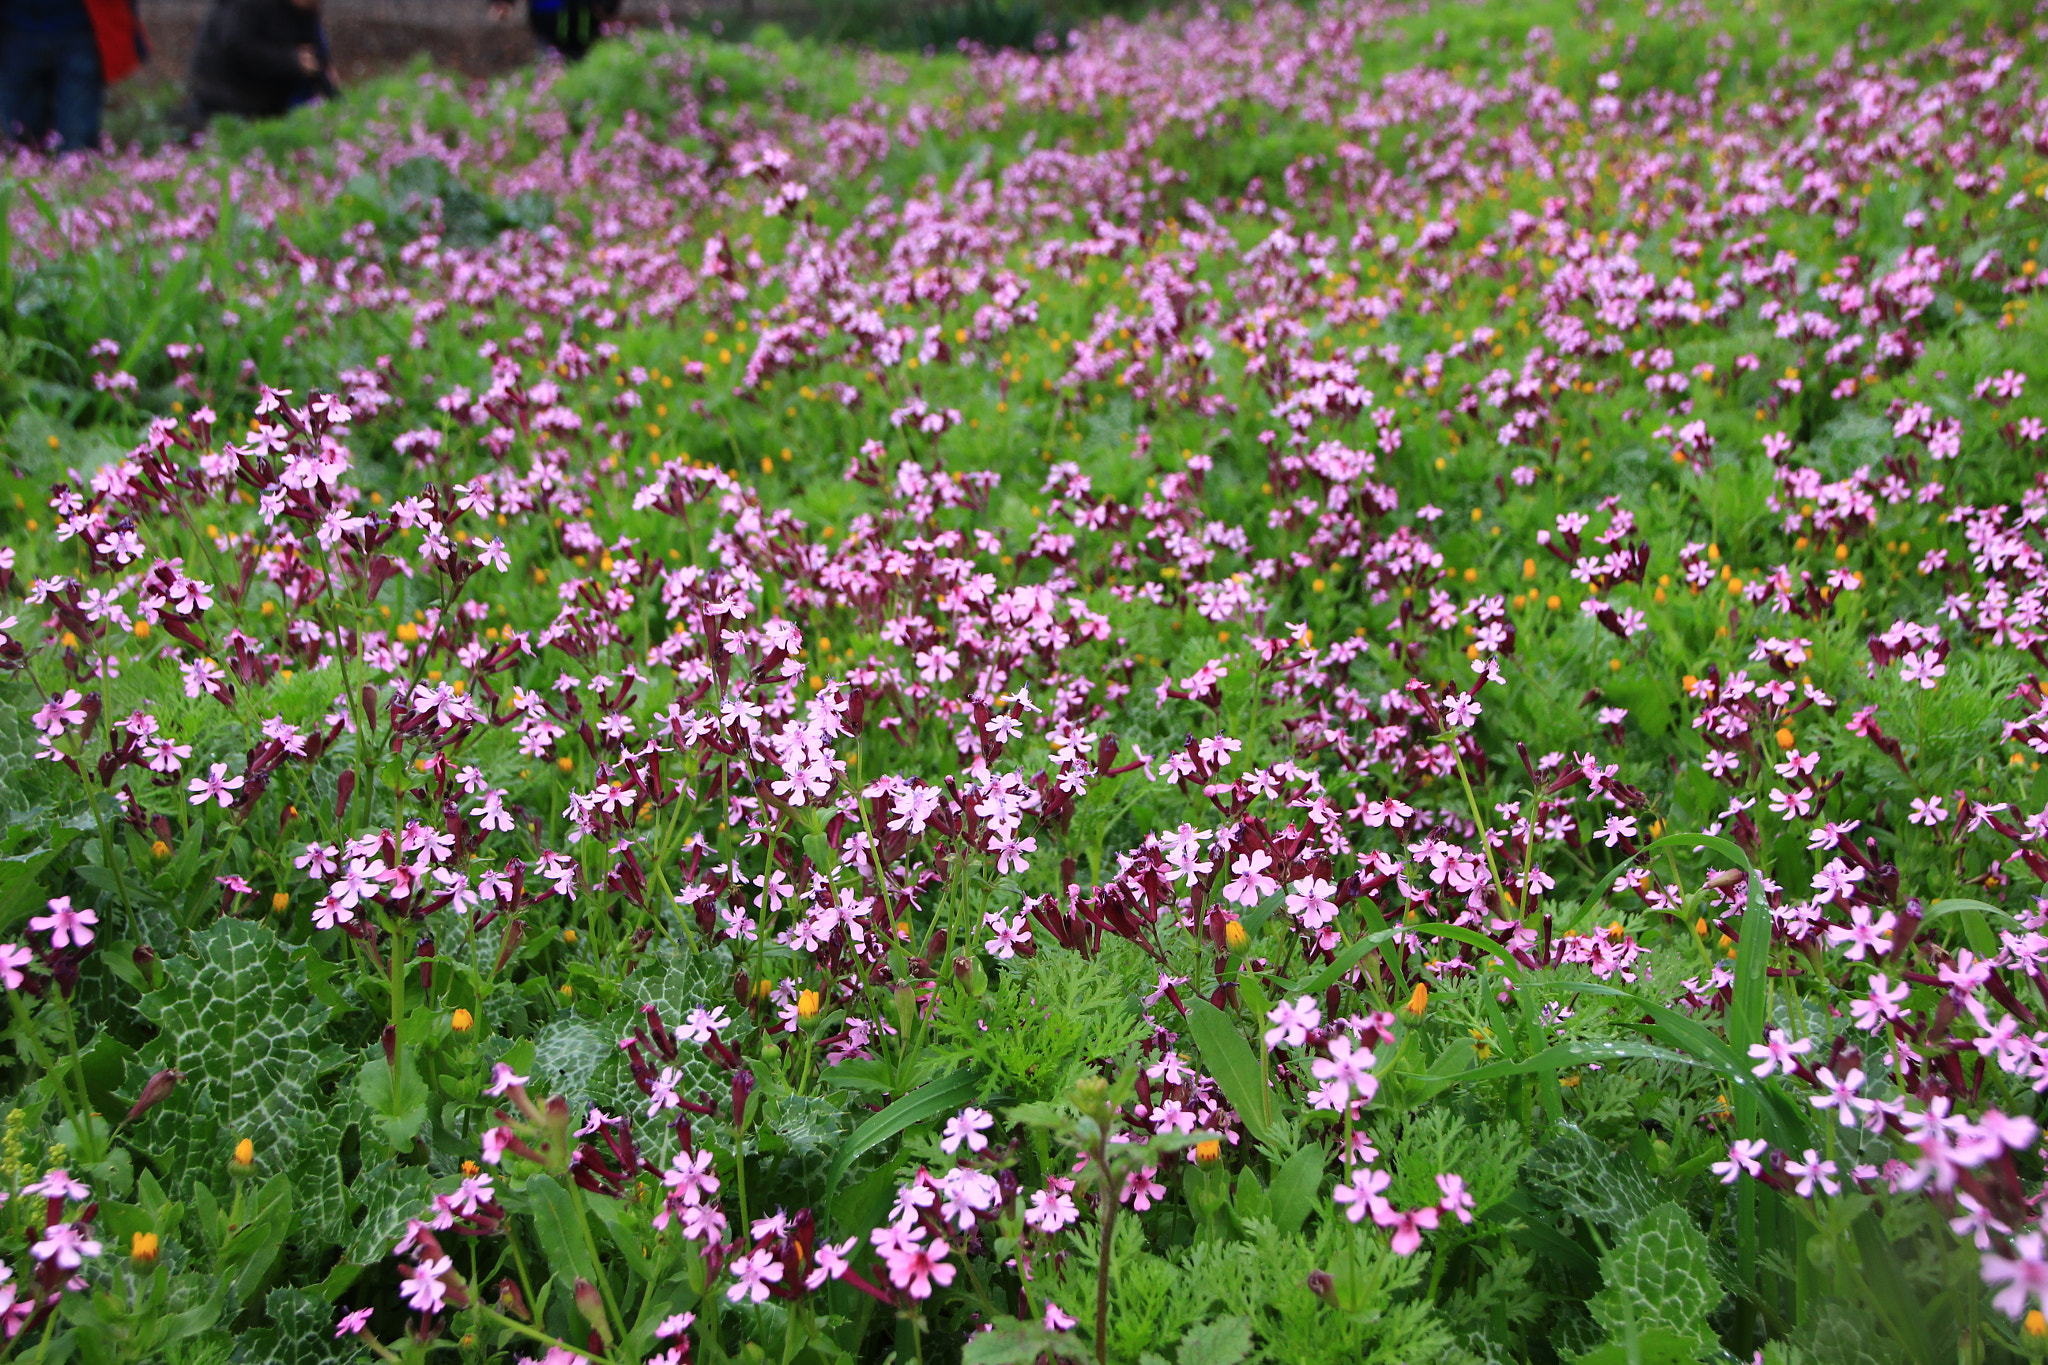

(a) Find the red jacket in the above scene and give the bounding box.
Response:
[83,0,149,85]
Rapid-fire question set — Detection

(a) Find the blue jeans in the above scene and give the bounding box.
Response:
[0,27,103,153]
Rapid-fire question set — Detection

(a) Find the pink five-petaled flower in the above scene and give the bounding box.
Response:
[334,1308,374,1339]
[1809,1067,1869,1126]
[1372,1199,1440,1254]
[1263,996,1322,1050]
[398,1257,452,1314]
[1747,1028,1813,1077]
[186,762,245,808]
[1121,1167,1166,1210]
[726,1247,784,1304]
[1982,1232,2048,1319]
[873,1226,956,1300]
[1222,849,1278,907]
[1783,1150,1840,1198]
[1712,1138,1769,1185]
[940,1107,995,1155]
[1435,1173,1476,1224]
[1309,1035,1379,1106]
[1332,1167,1390,1224]
[1825,905,1896,962]
[30,1223,101,1269]
[484,1063,529,1098]
[0,944,30,991]
[28,898,95,951]
[1907,796,1948,827]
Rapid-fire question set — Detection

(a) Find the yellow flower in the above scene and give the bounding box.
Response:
[232,1138,254,1168]
[1222,919,1250,953]
[1404,981,1429,1018]
[2027,1309,2046,1338]
[1194,1139,1222,1165]
[451,1008,475,1033]
[131,1231,159,1265]
[270,892,289,914]
[797,989,821,1022]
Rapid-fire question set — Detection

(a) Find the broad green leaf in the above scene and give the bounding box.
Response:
[824,1067,983,1199]
[234,1286,351,1365]
[1267,1144,1325,1236]
[353,1046,430,1151]
[130,920,329,1194]
[1853,1212,1934,1365]
[342,1160,432,1266]
[1524,1126,1662,1234]
[1281,920,1516,997]
[525,1172,601,1291]
[1179,1315,1253,1365]
[963,1319,1086,1365]
[1185,999,1271,1142]
[1585,1205,1719,1360]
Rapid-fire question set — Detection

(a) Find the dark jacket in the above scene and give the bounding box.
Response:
[189,0,333,120]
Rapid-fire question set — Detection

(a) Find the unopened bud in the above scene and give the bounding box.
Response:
[125,1069,184,1123]
[1403,981,1429,1018]
[573,1278,612,1345]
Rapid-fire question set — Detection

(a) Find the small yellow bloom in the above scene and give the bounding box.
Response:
[232,1138,254,1168]
[2027,1309,2047,1338]
[396,622,419,643]
[797,989,821,1022]
[131,1231,159,1265]
[1194,1139,1222,1165]
[557,756,575,772]
[1404,981,1429,1018]
[270,892,288,914]
[451,1008,475,1033]
[1775,727,1795,750]
[1222,919,1250,953]
[151,839,171,860]
[132,619,150,640]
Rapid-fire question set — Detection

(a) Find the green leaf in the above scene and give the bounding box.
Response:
[1184,1000,1271,1142]
[1268,1145,1324,1236]
[1571,1327,1709,1365]
[353,1046,430,1151]
[1584,1205,1720,1360]
[1178,1316,1253,1365]
[962,1318,1086,1364]
[823,1067,982,1200]
[1853,1212,1934,1365]
[1524,1127,1662,1234]
[525,1172,601,1291]
[342,1160,432,1265]
[1281,920,1515,997]
[129,920,329,1194]
[235,1286,352,1365]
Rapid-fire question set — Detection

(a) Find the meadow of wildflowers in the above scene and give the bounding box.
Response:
[3,0,2048,1360]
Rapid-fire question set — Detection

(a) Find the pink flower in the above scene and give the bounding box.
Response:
[1435,1172,1475,1224]
[1372,1200,1440,1254]
[335,1307,374,1338]
[726,1247,785,1304]
[1712,1138,1769,1184]
[28,898,95,950]
[186,762,245,807]
[30,1223,101,1269]
[398,1257,452,1314]
[0,944,32,991]
[1983,1232,2048,1319]
[1222,849,1278,906]
[875,1229,955,1300]
[940,1107,995,1155]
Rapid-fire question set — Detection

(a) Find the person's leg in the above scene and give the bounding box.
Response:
[50,29,104,152]
[0,33,59,148]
